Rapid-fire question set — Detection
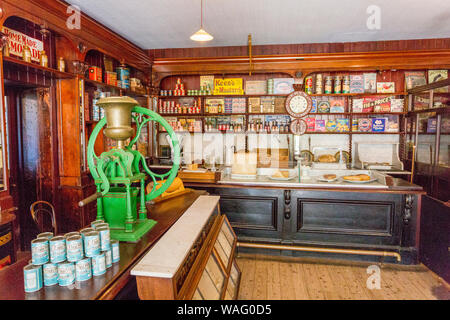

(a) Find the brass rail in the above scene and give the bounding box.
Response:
[237,242,401,262]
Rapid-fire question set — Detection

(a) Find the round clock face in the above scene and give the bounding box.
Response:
[290,118,307,135]
[285,91,312,118]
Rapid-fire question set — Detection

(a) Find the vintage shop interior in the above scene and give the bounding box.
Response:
[0,0,448,300]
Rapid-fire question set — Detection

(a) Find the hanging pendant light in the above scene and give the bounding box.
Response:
[190,0,213,41]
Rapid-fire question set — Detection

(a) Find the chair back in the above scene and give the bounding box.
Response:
[30,200,57,235]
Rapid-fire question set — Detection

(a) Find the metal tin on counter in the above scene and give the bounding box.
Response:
[31,238,49,265]
[91,252,106,276]
[75,257,92,282]
[324,76,333,94]
[334,75,342,94]
[97,226,110,251]
[49,236,66,263]
[66,235,84,262]
[104,249,112,268]
[43,263,58,286]
[36,232,53,240]
[64,231,79,239]
[94,222,109,230]
[57,262,75,286]
[91,219,104,229]
[111,239,120,263]
[84,231,100,257]
[23,264,43,292]
[80,227,94,240]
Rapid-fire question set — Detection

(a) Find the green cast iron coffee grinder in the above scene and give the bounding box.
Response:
[79,96,180,242]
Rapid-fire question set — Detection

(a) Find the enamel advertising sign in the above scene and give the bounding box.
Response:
[2,26,44,63]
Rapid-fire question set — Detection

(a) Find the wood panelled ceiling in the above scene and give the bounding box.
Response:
[65,0,450,50]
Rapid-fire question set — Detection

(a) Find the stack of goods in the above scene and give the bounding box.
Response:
[172,78,186,96]
[24,220,120,293]
[260,96,275,113]
[130,78,146,94]
[205,98,225,114]
[353,115,399,133]
[105,71,117,86]
[92,90,109,121]
[204,116,245,132]
[308,73,385,95]
[158,98,201,114]
[231,97,246,113]
[352,97,404,113]
[272,78,295,94]
[162,118,202,132]
[303,116,350,133]
[310,97,347,113]
[247,115,290,133]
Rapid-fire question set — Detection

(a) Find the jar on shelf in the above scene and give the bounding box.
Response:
[40,50,48,67]
[58,57,65,72]
[22,44,32,63]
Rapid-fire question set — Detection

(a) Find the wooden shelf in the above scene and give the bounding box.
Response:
[309,92,407,97]
[158,94,288,98]
[3,56,73,79]
[408,107,450,115]
[84,78,148,98]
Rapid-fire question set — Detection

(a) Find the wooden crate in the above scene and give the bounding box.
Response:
[178,170,221,183]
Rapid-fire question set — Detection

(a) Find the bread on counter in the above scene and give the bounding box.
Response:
[318,154,336,163]
[343,174,371,181]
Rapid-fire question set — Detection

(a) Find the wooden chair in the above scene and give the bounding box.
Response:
[30,201,57,235]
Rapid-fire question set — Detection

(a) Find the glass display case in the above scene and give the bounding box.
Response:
[407,80,450,201]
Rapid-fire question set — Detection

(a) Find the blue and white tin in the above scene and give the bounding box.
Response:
[23,264,43,293]
[91,252,106,276]
[80,227,94,240]
[84,231,100,257]
[66,235,83,262]
[49,236,66,263]
[64,231,80,239]
[111,239,120,263]
[36,232,53,240]
[43,263,58,286]
[94,222,109,230]
[31,238,49,265]
[75,257,92,282]
[57,262,75,286]
[104,249,112,268]
[90,220,104,229]
[97,226,110,251]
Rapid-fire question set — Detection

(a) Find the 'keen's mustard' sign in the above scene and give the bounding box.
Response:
[213,78,244,95]
[2,26,44,63]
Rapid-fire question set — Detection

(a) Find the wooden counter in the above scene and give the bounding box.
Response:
[185,181,424,265]
[0,190,206,300]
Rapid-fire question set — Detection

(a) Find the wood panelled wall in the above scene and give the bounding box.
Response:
[148,38,450,59]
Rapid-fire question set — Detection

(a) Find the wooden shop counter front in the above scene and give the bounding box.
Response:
[185,177,425,265]
[0,190,230,300]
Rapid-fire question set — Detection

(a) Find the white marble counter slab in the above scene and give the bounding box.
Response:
[130,195,220,278]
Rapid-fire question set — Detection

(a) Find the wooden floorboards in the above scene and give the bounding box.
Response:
[236,254,450,300]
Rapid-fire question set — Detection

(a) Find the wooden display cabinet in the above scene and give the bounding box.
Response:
[132,196,241,300]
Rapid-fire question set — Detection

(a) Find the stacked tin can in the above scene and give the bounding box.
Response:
[267,78,274,94]
[24,220,120,292]
[315,74,323,94]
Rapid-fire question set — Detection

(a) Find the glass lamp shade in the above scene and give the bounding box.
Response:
[190,28,213,41]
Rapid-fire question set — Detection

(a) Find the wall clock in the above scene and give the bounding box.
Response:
[285,91,312,118]
[290,118,307,135]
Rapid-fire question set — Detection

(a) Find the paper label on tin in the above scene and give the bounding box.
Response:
[26,273,36,288]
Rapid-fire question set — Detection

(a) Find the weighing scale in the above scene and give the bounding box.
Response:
[79,96,180,242]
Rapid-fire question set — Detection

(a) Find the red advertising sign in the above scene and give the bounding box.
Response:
[2,26,44,62]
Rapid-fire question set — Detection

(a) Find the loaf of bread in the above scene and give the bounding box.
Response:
[318,154,336,163]
[323,174,337,180]
[343,174,371,181]
[272,170,290,178]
